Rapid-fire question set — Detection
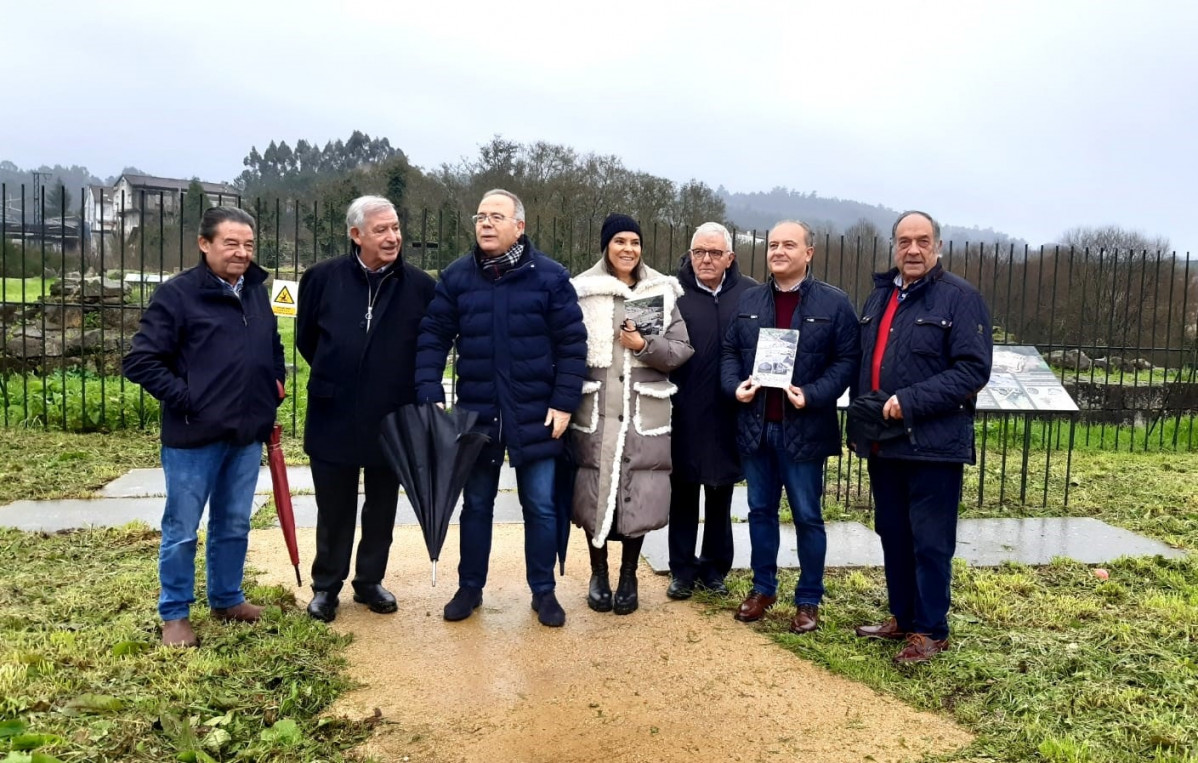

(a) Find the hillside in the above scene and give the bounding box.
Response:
[719,186,1026,246]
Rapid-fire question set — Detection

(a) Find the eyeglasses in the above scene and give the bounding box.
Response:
[689,248,727,261]
[471,212,516,225]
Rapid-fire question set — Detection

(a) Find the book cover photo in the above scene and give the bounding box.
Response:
[623,295,665,336]
[752,328,800,388]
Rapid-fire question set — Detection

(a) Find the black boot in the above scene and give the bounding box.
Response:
[613,537,643,615]
[587,536,613,613]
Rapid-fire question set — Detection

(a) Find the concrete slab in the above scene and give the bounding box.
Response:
[643,516,1186,574]
[955,517,1187,564]
[0,495,268,532]
[642,521,885,574]
[97,464,518,498]
[99,466,316,498]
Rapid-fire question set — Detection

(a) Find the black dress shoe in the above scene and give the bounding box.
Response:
[444,586,483,622]
[352,584,398,614]
[307,591,338,622]
[531,591,566,627]
[666,578,693,600]
[697,579,730,596]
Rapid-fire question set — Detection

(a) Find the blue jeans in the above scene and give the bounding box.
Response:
[741,423,826,605]
[458,455,557,595]
[159,441,262,621]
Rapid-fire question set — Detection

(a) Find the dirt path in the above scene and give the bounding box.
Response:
[248,526,971,763]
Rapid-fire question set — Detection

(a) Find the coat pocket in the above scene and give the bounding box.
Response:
[911,316,952,356]
[633,380,677,436]
[570,379,603,434]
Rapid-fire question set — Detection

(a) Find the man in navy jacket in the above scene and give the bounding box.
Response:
[415,189,587,627]
[124,206,285,647]
[297,196,437,623]
[849,210,992,664]
[721,221,860,634]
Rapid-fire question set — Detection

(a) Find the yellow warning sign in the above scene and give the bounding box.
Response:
[270,279,299,318]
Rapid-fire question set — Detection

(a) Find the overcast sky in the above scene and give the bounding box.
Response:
[5,0,1196,249]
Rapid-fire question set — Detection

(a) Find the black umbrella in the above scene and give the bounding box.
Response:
[379,403,491,585]
[552,440,579,575]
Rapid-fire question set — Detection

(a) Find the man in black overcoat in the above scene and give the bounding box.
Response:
[666,221,757,599]
[297,195,437,622]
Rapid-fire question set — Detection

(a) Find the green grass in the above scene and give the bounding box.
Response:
[0,525,370,762]
[1,278,54,304]
[1047,363,1198,387]
[0,428,308,505]
[0,429,161,503]
[711,450,1198,763]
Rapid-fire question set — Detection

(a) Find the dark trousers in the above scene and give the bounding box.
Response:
[667,475,734,587]
[309,458,400,596]
[868,457,963,641]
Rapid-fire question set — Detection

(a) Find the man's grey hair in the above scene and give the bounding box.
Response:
[345,195,397,237]
[481,188,526,222]
[691,221,733,251]
[891,210,941,242]
[771,220,815,248]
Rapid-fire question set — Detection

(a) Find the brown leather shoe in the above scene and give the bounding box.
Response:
[893,633,949,664]
[734,591,776,622]
[789,604,819,634]
[211,601,263,623]
[162,618,199,648]
[855,617,907,640]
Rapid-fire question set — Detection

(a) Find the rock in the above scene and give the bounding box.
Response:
[1046,349,1091,371]
[41,305,85,329]
[5,328,63,359]
[1133,358,1153,371]
[81,329,124,354]
[101,306,144,331]
[1102,355,1137,372]
[79,277,127,301]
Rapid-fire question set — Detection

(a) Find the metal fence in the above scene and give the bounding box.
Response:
[3,185,1196,507]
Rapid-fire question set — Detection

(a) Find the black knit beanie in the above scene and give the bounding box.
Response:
[600,213,643,254]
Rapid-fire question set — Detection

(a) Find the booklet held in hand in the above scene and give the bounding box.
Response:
[752,328,800,388]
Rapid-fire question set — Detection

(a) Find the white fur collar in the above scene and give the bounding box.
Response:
[572,260,683,368]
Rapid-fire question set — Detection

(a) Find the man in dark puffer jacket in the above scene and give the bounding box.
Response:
[415,189,587,628]
[849,210,992,665]
[721,221,860,635]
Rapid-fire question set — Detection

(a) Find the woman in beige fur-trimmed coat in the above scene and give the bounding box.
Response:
[569,214,694,615]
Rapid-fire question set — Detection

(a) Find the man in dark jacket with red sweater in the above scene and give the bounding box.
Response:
[667,222,756,599]
[721,221,860,634]
[297,195,437,622]
[850,210,992,664]
[124,206,285,647]
[415,189,587,628]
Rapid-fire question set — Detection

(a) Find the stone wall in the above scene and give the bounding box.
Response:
[1,273,142,374]
[1063,380,1198,426]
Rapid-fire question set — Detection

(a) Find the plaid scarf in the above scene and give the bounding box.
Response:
[478,241,525,280]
